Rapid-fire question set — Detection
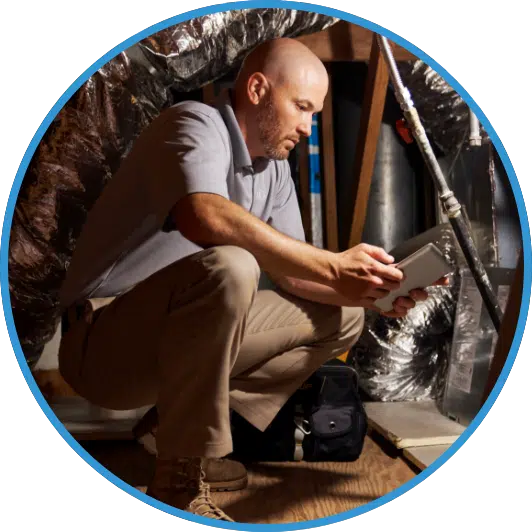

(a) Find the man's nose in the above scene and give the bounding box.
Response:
[297,116,313,138]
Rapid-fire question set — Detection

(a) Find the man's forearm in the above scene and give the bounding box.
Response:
[172,193,339,286]
[172,192,405,308]
[271,274,361,307]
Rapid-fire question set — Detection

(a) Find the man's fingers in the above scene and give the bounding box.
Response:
[408,289,428,302]
[366,276,400,295]
[385,298,412,318]
[370,259,403,282]
[379,279,402,292]
[366,301,408,319]
[432,276,450,286]
[368,288,391,300]
[361,244,395,265]
[365,274,401,300]
[380,308,408,319]
[393,296,416,310]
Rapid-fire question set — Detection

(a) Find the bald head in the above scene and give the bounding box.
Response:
[236,38,328,92]
[233,38,329,161]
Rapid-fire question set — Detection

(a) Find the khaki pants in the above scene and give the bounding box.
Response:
[59,246,364,459]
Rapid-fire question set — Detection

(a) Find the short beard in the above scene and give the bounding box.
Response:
[256,95,287,160]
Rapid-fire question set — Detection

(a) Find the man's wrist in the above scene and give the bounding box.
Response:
[323,250,341,287]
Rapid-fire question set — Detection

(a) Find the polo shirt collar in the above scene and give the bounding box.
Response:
[216,90,253,170]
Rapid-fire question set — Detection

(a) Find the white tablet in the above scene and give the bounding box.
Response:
[374,243,453,313]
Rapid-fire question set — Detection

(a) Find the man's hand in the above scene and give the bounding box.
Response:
[333,244,403,307]
[376,275,450,319]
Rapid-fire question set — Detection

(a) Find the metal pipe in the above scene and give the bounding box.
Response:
[469,110,482,147]
[376,35,503,331]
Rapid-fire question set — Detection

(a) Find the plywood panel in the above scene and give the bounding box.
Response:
[403,445,451,470]
[365,401,465,449]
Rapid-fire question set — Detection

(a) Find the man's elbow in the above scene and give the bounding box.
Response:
[170,194,219,246]
[270,273,300,293]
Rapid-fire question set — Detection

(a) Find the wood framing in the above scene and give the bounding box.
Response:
[348,33,391,247]
[320,69,339,252]
[296,21,415,62]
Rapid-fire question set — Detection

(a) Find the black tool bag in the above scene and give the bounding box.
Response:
[230,359,368,462]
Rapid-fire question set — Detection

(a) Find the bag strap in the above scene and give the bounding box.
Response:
[293,414,311,461]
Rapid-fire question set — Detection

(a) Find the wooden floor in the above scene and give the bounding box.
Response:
[81,434,417,524]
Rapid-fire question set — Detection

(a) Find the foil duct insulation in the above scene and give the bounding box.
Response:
[9,9,338,367]
[352,283,458,402]
[10,54,170,366]
[135,9,339,91]
[397,60,489,155]
[350,222,494,402]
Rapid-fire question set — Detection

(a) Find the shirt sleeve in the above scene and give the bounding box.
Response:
[268,161,307,242]
[145,104,231,225]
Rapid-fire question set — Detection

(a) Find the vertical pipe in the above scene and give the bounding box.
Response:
[376,34,503,331]
[469,110,482,147]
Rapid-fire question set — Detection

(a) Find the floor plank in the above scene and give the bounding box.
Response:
[81,436,416,524]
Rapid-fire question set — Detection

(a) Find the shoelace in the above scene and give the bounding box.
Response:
[190,485,233,521]
[156,458,233,521]
[191,466,233,521]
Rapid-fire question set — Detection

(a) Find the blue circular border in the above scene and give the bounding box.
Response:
[1,1,530,530]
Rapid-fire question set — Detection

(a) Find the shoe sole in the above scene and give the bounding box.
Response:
[209,475,248,492]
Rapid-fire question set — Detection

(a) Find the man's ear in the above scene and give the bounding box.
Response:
[247,73,269,105]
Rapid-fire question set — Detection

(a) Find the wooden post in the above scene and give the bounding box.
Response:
[320,68,339,252]
[348,33,391,248]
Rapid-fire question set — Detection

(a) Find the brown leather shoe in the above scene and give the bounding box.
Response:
[203,457,247,492]
[147,457,234,521]
[133,407,248,492]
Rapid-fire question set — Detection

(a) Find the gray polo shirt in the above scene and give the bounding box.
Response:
[59,95,305,309]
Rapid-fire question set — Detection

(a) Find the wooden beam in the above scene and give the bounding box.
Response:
[296,21,415,62]
[320,69,339,252]
[482,251,524,404]
[348,33,391,247]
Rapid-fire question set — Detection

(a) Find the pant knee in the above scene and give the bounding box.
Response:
[207,246,261,313]
[339,306,365,348]
[312,306,365,364]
